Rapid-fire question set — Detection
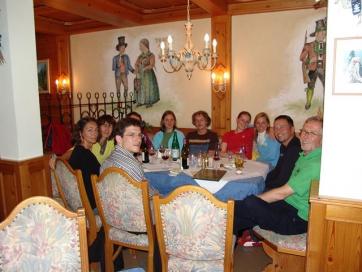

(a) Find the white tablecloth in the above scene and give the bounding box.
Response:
[143,158,269,194]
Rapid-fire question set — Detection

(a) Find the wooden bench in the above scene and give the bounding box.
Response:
[253,226,306,272]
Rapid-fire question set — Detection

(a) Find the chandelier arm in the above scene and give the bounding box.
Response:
[196,58,217,71]
[161,62,183,73]
[157,0,218,79]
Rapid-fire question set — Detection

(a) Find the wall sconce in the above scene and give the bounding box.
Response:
[211,64,229,93]
[55,74,70,94]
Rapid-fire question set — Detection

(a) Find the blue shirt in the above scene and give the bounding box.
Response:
[256,135,280,167]
[152,129,184,150]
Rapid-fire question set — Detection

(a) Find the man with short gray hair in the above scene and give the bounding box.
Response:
[234,116,323,237]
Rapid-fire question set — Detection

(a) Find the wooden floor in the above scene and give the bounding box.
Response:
[121,245,271,271]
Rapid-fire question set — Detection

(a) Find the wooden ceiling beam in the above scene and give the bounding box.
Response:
[192,0,227,16]
[35,16,67,35]
[142,7,209,25]
[34,6,55,16]
[37,0,142,27]
[66,22,116,34]
[228,0,316,15]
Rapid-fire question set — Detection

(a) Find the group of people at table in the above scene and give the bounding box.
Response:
[51,109,323,270]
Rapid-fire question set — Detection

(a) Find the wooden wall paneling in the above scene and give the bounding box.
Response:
[211,15,231,136]
[36,33,59,94]
[0,155,51,221]
[0,163,22,221]
[56,35,71,79]
[306,182,362,272]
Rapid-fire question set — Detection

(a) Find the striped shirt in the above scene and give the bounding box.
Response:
[100,145,144,181]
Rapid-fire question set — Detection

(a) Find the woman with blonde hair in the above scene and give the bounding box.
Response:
[253,112,280,167]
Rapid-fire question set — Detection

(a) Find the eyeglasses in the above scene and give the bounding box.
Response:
[274,125,289,131]
[299,129,321,137]
[123,133,143,138]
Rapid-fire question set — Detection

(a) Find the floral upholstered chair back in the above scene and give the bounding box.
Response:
[54,159,83,211]
[0,196,89,272]
[153,185,234,272]
[50,170,60,198]
[95,169,147,232]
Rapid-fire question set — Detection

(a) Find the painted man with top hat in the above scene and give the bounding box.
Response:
[112,36,135,98]
[300,18,327,110]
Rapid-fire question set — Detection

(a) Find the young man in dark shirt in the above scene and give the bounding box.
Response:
[264,115,301,191]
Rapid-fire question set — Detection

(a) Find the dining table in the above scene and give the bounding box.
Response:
[143,157,270,201]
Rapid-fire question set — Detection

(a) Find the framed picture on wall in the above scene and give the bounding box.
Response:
[37,59,50,93]
[333,37,362,95]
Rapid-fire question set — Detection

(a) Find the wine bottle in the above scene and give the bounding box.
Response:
[181,138,189,169]
[141,136,149,163]
[214,140,221,161]
[171,131,180,161]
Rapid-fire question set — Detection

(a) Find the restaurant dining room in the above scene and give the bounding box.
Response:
[1,0,362,271]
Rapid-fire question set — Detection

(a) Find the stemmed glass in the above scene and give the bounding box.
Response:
[159,144,165,156]
[162,149,170,161]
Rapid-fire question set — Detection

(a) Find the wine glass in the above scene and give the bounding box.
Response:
[161,149,170,161]
[159,144,165,155]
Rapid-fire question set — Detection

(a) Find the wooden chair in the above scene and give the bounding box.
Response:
[253,226,306,272]
[50,169,65,206]
[153,185,234,272]
[53,158,101,246]
[92,167,155,272]
[0,196,89,271]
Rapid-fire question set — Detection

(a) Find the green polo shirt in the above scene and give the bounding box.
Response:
[285,147,322,221]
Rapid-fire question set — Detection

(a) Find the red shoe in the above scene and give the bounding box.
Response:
[237,230,262,247]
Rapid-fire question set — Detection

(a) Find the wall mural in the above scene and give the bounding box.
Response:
[134,38,160,108]
[112,36,134,99]
[111,36,160,109]
[299,18,327,110]
[266,14,326,127]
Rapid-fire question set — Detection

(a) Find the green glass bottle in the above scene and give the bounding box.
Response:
[171,131,180,161]
[181,138,189,169]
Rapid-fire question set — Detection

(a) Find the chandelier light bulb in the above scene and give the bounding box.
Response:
[160,41,165,55]
[157,0,217,79]
[211,72,216,83]
[204,33,210,48]
[212,39,217,53]
[167,35,173,51]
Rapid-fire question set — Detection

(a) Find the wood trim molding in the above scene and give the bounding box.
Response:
[192,0,227,16]
[0,155,51,221]
[228,0,317,16]
[211,15,232,136]
[38,0,141,27]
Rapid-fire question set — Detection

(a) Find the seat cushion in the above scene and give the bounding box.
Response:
[168,256,224,272]
[253,226,307,252]
[109,227,148,247]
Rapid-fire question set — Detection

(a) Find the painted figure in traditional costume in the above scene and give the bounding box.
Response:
[112,36,134,98]
[300,18,327,110]
[348,56,362,83]
[134,38,160,108]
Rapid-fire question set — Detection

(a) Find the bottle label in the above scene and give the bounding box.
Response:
[142,152,145,161]
[171,149,180,159]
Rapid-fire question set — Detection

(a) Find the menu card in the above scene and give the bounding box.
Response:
[193,169,227,182]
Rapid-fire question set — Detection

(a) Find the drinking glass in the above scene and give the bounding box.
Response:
[234,154,244,170]
[161,149,170,161]
[159,144,165,154]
